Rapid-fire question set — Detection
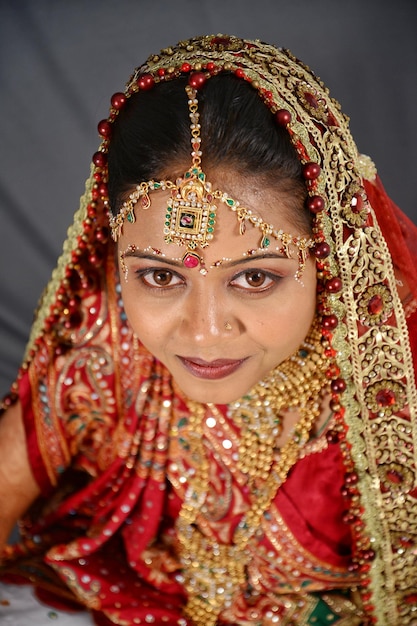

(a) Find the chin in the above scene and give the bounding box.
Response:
[175,380,245,406]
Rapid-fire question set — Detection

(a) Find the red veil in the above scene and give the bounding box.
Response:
[1,35,417,625]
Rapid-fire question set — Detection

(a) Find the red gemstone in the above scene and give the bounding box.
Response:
[347,562,359,572]
[405,594,417,605]
[327,112,338,127]
[89,251,103,267]
[386,469,403,484]
[303,162,321,180]
[362,549,376,562]
[326,430,340,444]
[188,72,207,90]
[110,92,127,110]
[206,62,216,72]
[64,311,83,329]
[95,227,108,242]
[331,378,347,394]
[92,151,107,168]
[97,119,112,138]
[326,364,340,379]
[137,74,155,91]
[342,511,357,524]
[81,274,96,290]
[181,62,192,73]
[87,203,97,218]
[211,36,231,47]
[98,182,108,198]
[325,346,337,359]
[235,67,245,78]
[344,472,359,485]
[304,91,320,109]
[398,536,414,548]
[183,253,200,268]
[83,220,92,234]
[322,314,338,330]
[157,68,166,77]
[376,388,396,407]
[307,195,325,213]
[351,192,364,214]
[326,276,342,292]
[68,296,81,310]
[314,242,330,259]
[275,109,291,127]
[368,294,384,316]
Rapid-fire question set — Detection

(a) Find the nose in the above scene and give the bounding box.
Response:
[179,285,238,345]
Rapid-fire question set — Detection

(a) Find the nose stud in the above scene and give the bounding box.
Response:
[224,322,232,331]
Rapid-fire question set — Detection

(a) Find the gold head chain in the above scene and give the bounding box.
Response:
[109,82,314,280]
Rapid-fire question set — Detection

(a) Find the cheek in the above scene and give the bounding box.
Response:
[125,307,170,360]
[256,277,317,346]
[120,289,164,345]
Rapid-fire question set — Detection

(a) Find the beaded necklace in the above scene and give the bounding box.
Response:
[176,320,329,624]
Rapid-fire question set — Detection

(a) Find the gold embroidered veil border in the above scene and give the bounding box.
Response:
[24,169,95,360]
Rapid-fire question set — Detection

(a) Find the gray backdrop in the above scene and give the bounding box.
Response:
[1,0,416,396]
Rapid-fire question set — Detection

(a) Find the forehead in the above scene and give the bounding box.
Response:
[117,179,303,261]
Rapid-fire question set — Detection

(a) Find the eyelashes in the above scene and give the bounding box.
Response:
[136,268,184,288]
[230,270,277,291]
[133,267,284,294]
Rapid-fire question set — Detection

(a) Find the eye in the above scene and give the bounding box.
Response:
[136,268,184,289]
[230,270,278,292]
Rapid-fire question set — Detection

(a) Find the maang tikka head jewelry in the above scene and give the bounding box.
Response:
[108,73,315,278]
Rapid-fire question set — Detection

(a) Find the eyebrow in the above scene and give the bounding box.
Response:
[122,249,291,268]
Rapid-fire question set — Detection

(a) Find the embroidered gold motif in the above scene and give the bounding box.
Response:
[357,283,394,326]
[364,379,407,416]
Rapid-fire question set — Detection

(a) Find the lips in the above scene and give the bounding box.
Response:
[178,356,247,380]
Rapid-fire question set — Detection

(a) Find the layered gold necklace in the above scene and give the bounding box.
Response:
[175,320,329,625]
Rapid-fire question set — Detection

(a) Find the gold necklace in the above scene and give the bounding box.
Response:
[176,320,328,625]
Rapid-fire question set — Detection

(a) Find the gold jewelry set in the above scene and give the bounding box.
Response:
[177,320,329,624]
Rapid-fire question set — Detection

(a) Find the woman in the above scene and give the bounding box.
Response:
[1,34,416,626]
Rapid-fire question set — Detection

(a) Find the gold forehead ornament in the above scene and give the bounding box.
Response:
[109,83,314,278]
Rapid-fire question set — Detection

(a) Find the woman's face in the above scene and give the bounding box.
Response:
[118,173,317,404]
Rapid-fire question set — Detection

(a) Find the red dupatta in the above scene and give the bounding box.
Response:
[1,35,417,625]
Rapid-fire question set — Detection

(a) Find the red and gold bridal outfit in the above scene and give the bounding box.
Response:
[1,35,417,625]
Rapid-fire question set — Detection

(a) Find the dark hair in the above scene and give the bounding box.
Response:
[107,74,310,231]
